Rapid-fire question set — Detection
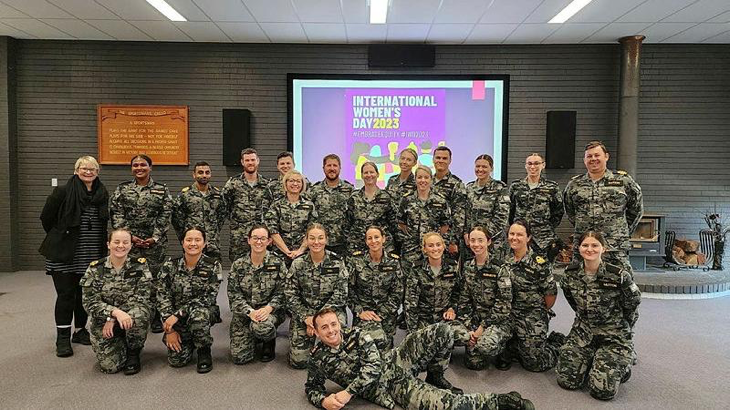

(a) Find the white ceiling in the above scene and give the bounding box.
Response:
[0,0,728,44]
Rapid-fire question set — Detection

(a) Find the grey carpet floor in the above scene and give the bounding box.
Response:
[1,270,728,410]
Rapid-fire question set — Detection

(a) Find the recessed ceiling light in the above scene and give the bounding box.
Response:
[548,0,593,24]
[370,0,389,25]
[146,0,187,22]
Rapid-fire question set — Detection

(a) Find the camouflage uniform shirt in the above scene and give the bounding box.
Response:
[81,256,153,319]
[347,250,404,319]
[155,255,223,321]
[465,179,510,240]
[502,249,556,313]
[432,172,467,246]
[385,173,417,201]
[396,191,452,256]
[110,179,172,245]
[404,257,461,331]
[222,173,271,260]
[285,251,349,320]
[563,170,643,252]
[457,257,512,330]
[264,197,319,251]
[561,262,641,347]
[172,184,227,258]
[309,179,354,250]
[227,251,287,316]
[345,188,398,252]
[509,177,564,250]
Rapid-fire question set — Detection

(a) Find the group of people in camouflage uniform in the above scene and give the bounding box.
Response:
[70,139,643,408]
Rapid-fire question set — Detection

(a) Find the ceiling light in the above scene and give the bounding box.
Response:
[146,0,187,22]
[370,0,389,24]
[548,0,593,24]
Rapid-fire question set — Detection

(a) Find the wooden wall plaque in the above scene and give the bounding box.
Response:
[98,105,189,165]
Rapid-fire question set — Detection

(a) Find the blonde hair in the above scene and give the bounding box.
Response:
[282,170,307,194]
[74,156,100,173]
[400,148,418,162]
[414,165,432,179]
[421,232,445,251]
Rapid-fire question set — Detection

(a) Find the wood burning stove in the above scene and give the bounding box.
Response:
[628,214,666,270]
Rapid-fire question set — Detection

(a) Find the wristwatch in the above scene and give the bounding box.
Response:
[106,316,115,322]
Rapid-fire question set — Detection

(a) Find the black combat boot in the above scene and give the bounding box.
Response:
[260,338,276,362]
[496,391,535,410]
[425,371,464,395]
[197,346,213,373]
[150,310,163,334]
[621,367,632,383]
[71,328,92,345]
[123,348,142,375]
[494,352,512,371]
[55,327,73,357]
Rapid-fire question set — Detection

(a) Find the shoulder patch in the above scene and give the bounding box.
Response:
[137,257,146,264]
[352,250,363,257]
[89,260,99,267]
[389,252,400,259]
[181,186,190,192]
[617,170,628,175]
[535,256,546,264]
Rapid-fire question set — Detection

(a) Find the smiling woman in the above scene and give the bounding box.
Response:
[39,155,109,358]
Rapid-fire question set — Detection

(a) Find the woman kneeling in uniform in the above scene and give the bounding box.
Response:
[81,228,152,375]
[156,227,223,373]
[347,225,403,350]
[284,223,348,369]
[228,225,287,364]
[557,230,641,400]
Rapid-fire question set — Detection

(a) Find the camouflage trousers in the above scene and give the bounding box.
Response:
[230,310,285,364]
[382,323,500,410]
[89,306,150,374]
[450,322,512,370]
[556,336,633,400]
[162,306,213,367]
[505,308,559,372]
[130,243,166,316]
[289,310,347,369]
[229,226,253,263]
[353,317,397,351]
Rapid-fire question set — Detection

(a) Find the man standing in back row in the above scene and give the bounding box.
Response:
[563,141,643,273]
[309,154,354,256]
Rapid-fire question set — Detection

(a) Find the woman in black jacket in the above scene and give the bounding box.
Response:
[40,155,109,357]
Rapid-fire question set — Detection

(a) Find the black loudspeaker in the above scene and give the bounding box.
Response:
[545,111,576,169]
[368,45,435,68]
[222,109,251,166]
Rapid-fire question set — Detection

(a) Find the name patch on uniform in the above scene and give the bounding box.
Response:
[431,203,444,208]
[150,189,166,195]
[297,204,312,210]
[443,273,455,279]
[265,264,279,271]
[380,265,395,272]
[197,270,211,278]
[600,281,618,288]
[480,272,497,279]
[606,180,623,187]
[124,269,142,279]
[323,267,340,275]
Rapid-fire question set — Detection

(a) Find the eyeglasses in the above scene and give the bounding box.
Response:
[526,162,543,167]
[250,236,268,242]
[78,167,98,173]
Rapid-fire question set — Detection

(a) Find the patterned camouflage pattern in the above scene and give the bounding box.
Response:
[509,177,564,250]
[156,255,222,366]
[454,257,512,369]
[432,172,467,247]
[309,179,354,252]
[347,250,404,349]
[306,323,500,410]
[385,173,417,200]
[396,191,452,261]
[557,262,641,400]
[345,188,398,253]
[81,257,152,373]
[501,248,560,372]
[563,169,643,253]
[264,197,319,259]
[172,184,228,260]
[223,173,272,262]
[227,251,287,364]
[404,258,462,334]
[464,179,510,244]
[110,179,173,274]
[285,251,349,368]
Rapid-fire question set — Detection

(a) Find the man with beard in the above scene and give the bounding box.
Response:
[432,146,467,257]
[172,161,227,324]
[223,148,272,262]
[308,154,354,256]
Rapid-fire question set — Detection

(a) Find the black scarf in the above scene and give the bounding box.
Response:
[57,175,109,229]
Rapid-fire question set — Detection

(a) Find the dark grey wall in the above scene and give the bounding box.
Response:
[0,37,19,271]
[7,39,729,271]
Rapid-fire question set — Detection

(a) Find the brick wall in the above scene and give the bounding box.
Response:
[7,40,729,270]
